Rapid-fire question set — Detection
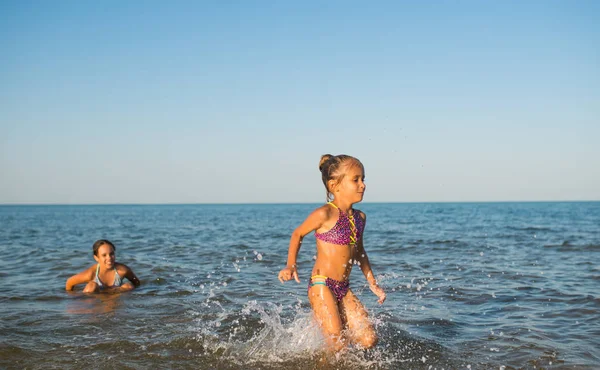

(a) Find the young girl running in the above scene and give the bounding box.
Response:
[278,154,386,352]
[66,239,140,293]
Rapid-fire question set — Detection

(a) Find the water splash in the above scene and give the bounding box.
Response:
[193,299,324,366]
[188,297,477,369]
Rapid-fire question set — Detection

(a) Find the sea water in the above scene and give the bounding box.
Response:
[0,202,598,369]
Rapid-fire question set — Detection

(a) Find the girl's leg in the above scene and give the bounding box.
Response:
[83,281,100,293]
[308,285,346,352]
[339,290,377,348]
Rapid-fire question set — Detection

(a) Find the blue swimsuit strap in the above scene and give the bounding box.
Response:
[95,264,122,286]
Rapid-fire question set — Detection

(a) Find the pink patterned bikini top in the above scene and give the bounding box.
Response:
[314,203,365,246]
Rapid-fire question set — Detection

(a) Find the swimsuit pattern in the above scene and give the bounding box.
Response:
[314,206,365,245]
[309,275,350,302]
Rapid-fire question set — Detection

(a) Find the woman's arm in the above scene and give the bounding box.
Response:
[65,266,94,291]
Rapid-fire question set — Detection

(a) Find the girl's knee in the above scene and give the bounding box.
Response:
[326,333,347,352]
[83,281,99,293]
[357,331,378,349]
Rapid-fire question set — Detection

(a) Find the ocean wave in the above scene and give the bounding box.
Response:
[543,243,600,252]
[507,226,554,232]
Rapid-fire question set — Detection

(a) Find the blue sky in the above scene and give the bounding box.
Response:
[1,1,598,204]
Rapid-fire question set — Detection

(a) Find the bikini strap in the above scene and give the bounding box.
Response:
[113,266,123,285]
[94,264,102,286]
[348,211,357,246]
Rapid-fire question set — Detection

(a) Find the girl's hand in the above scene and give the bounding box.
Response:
[278,265,300,283]
[370,283,386,304]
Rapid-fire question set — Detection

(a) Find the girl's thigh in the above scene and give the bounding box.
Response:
[308,284,345,349]
[339,290,377,348]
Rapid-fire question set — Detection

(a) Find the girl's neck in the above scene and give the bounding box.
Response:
[331,200,354,214]
[97,263,114,272]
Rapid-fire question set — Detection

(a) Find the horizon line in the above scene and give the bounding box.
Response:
[1,200,598,206]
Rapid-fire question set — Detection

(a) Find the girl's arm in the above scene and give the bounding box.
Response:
[121,264,141,287]
[108,264,140,292]
[278,207,328,283]
[65,266,94,291]
[355,213,386,304]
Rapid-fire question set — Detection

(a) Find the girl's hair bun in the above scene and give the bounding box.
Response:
[319,154,333,172]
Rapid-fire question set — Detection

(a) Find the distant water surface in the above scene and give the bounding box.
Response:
[0,202,599,369]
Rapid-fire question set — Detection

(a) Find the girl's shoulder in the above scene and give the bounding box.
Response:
[312,204,338,219]
[303,204,337,227]
[115,262,131,274]
[353,208,366,221]
[73,264,97,281]
[83,264,98,276]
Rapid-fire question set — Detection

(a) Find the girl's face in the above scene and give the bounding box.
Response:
[94,244,116,269]
[333,163,366,203]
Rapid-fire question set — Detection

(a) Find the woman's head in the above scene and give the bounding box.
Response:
[319,154,364,201]
[93,239,115,256]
